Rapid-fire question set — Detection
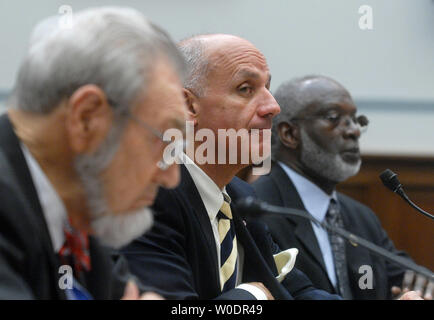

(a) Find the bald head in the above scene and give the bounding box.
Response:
[276,75,350,118]
[187,34,257,54]
[271,75,352,155]
[178,34,265,96]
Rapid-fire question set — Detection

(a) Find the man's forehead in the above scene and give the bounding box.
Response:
[300,79,354,112]
[205,36,268,69]
[200,34,254,48]
[233,68,271,82]
[300,77,344,94]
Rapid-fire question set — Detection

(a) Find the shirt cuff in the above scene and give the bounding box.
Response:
[236,283,268,300]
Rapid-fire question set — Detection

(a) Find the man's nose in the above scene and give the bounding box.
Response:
[155,162,181,189]
[257,89,280,119]
[342,117,361,140]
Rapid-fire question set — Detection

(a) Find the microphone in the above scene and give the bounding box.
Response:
[379,169,403,193]
[380,169,434,220]
[236,197,434,280]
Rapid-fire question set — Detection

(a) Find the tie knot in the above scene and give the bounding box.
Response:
[326,199,340,220]
[326,199,343,229]
[59,220,91,273]
[219,200,232,219]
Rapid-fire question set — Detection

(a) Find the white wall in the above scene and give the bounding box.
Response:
[1,0,433,154]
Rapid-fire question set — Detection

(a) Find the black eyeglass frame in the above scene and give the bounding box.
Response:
[291,113,369,133]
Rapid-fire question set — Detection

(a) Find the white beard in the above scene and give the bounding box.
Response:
[74,135,155,249]
[299,127,361,183]
[90,206,154,249]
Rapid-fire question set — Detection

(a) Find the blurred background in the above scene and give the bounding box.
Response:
[0,0,433,268]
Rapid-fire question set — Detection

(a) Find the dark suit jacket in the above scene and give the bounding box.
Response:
[253,162,410,299]
[0,114,135,299]
[121,164,339,300]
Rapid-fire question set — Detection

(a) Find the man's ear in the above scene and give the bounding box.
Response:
[278,121,300,150]
[66,85,113,154]
[183,88,200,125]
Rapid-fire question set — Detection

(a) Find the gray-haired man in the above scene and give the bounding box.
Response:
[253,75,430,300]
[0,7,186,299]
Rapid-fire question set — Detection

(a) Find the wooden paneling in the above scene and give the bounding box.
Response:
[337,155,434,271]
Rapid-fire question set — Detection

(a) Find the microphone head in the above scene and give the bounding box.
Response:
[235,196,265,219]
[379,169,402,193]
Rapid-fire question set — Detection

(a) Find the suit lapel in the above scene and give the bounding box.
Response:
[181,165,289,298]
[179,165,220,293]
[232,212,291,300]
[0,114,64,298]
[0,115,48,230]
[270,163,330,278]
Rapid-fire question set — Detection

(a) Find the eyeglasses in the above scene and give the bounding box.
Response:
[127,114,186,171]
[291,113,369,134]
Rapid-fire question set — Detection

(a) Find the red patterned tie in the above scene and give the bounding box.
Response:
[58,220,91,274]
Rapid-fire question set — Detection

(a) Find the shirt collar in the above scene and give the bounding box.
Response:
[278,161,337,222]
[182,153,230,221]
[21,143,67,252]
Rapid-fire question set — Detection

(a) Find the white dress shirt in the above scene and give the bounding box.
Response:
[278,161,338,289]
[21,143,67,252]
[182,154,267,300]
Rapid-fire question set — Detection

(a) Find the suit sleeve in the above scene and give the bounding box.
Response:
[120,189,199,299]
[262,221,341,300]
[0,233,35,299]
[120,189,257,300]
[368,209,409,293]
[110,252,161,299]
[0,183,35,299]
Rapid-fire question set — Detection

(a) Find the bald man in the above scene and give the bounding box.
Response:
[121,35,340,300]
[253,75,430,300]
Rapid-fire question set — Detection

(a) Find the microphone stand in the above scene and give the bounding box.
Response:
[237,197,434,280]
[396,188,434,220]
[380,169,434,220]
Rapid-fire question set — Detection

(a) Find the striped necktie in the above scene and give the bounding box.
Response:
[218,199,238,292]
[326,198,353,299]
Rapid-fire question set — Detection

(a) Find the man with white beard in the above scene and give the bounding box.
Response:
[253,75,431,300]
[0,7,186,299]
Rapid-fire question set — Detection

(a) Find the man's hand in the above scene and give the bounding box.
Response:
[121,281,165,300]
[398,291,423,300]
[248,282,275,300]
[391,270,433,300]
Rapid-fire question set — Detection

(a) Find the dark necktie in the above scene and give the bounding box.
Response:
[325,199,353,299]
[218,199,238,292]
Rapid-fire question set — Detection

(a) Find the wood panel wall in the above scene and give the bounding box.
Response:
[337,155,434,271]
